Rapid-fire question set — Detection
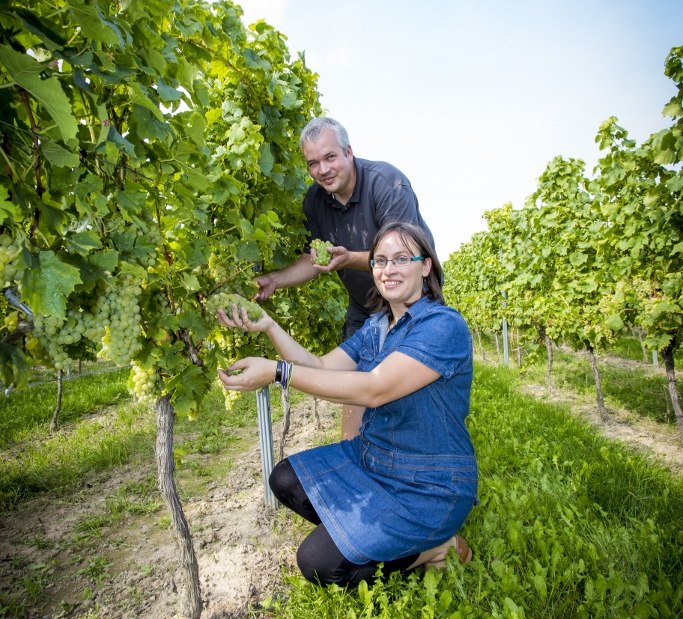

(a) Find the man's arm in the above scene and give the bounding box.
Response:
[254,254,319,301]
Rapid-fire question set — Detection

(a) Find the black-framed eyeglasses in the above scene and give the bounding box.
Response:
[370,255,425,269]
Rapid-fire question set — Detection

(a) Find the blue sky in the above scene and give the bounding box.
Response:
[238,1,682,260]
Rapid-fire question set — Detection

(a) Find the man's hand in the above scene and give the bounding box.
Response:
[311,245,349,273]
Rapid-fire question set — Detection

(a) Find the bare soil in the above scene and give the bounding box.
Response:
[1,371,681,618]
[0,397,337,619]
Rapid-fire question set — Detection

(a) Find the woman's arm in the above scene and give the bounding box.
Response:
[218,350,440,407]
[217,305,356,371]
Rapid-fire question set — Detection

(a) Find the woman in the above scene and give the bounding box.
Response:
[217,222,477,587]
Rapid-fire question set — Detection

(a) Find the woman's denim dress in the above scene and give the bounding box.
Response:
[289,296,478,565]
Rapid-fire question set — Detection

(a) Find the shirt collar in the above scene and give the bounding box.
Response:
[370,295,433,327]
[400,295,432,322]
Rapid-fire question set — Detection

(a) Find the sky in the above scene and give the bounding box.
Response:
[236,0,682,261]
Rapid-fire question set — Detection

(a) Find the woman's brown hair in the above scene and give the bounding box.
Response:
[365,222,445,318]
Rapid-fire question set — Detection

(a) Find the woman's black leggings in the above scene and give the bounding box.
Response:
[268,458,419,588]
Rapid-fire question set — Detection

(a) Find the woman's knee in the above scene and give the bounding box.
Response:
[268,458,296,497]
[296,528,373,587]
[297,540,347,585]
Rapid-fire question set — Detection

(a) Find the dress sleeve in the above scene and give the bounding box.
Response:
[395,308,472,379]
[338,325,365,363]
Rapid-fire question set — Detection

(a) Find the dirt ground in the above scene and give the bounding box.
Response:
[0,397,337,619]
[1,376,682,618]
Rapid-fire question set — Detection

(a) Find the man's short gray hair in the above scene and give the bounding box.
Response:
[299,117,350,152]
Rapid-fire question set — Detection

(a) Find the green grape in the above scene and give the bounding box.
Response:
[128,363,158,407]
[223,389,241,412]
[311,238,333,266]
[0,234,22,287]
[206,292,263,322]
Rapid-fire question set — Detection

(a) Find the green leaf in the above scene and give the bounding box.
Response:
[68,3,125,46]
[181,272,201,292]
[14,8,68,51]
[66,231,102,256]
[185,112,207,148]
[128,83,165,122]
[665,173,683,192]
[0,185,19,225]
[88,249,119,277]
[662,99,682,118]
[156,78,182,102]
[0,45,78,145]
[236,241,261,262]
[167,364,207,416]
[0,344,30,389]
[116,184,147,216]
[23,251,82,318]
[104,125,137,158]
[606,314,625,332]
[41,141,80,168]
[259,142,274,175]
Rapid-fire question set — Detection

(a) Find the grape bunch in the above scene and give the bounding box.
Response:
[311,239,333,266]
[208,253,229,284]
[0,234,23,288]
[206,292,263,322]
[31,313,70,371]
[223,388,241,412]
[128,362,158,407]
[32,275,144,370]
[97,277,143,365]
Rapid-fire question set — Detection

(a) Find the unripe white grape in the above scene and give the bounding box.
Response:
[311,238,333,266]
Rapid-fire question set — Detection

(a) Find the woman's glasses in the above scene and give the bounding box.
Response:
[370,255,424,269]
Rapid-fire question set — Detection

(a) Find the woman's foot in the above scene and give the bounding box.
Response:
[424,534,472,568]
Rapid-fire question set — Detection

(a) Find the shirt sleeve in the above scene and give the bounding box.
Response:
[396,308,472,379]
[374,183,421,228]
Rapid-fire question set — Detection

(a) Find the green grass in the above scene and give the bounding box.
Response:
[0,367,130,447]
[0,370,276,618]
[610,335,683,366]
[476,334,677,426]
[546,350,675,424]
[0,366,280,511]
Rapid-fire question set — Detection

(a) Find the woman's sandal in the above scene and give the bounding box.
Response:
[425,534,473,568]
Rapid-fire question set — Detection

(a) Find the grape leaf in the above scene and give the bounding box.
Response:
[23,251,82,318]
[0,45,78,145]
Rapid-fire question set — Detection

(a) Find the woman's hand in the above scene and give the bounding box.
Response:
[217,358,277,392]
[216,304,274,333]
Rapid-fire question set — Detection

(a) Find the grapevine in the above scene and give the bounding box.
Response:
[0,0,332,613]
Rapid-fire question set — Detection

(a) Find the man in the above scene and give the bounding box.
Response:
[255,117,434,439]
